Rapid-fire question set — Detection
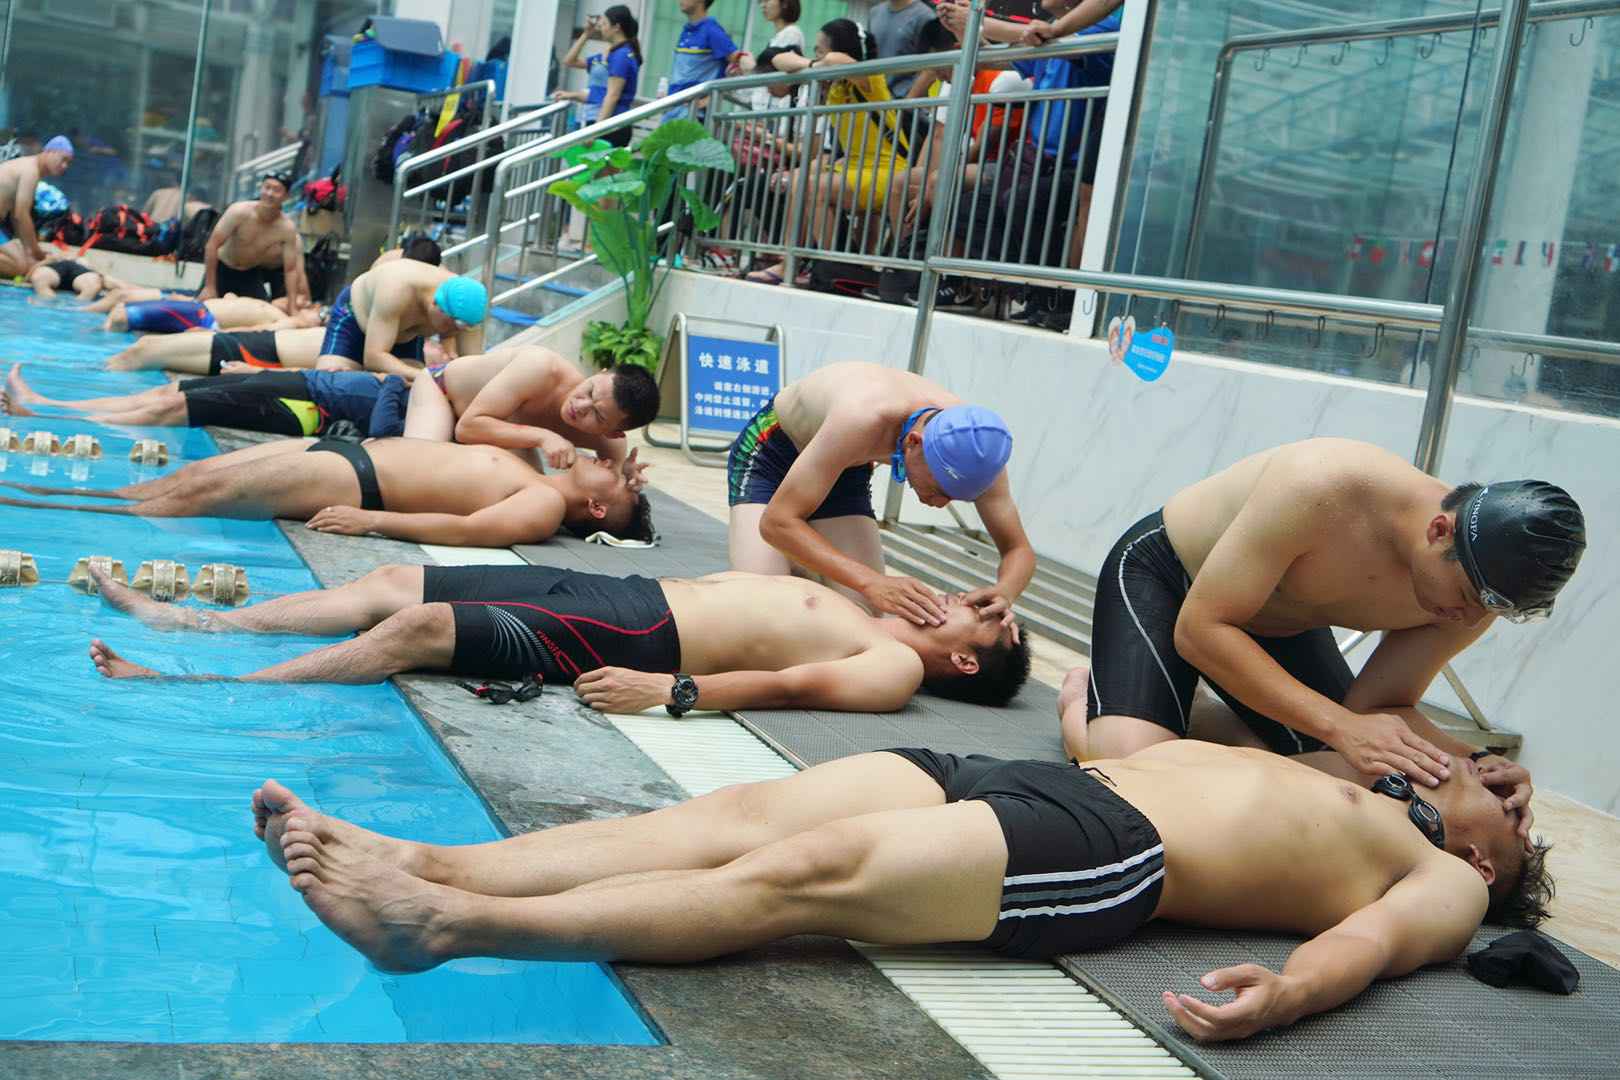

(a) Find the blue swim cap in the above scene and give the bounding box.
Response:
[920,405,1012,501]
[433,276,487,326]
[44,136,74,156]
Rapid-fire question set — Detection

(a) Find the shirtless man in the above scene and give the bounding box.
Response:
[0,437,652,550]
[142,184,212,225]
[247,738,1547,1043]
[0,136,73,276]
[86,566,1029,714]
[28,259,107,301]
[6,363,408,442]
[404,346,660,469]
[730,360,1034,627]
[318,260,486,380]
[198,172,310,307]
[101,294,321,335]
[1069,438,1584,835]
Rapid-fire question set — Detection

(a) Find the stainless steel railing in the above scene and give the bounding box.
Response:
[387,97,569,254]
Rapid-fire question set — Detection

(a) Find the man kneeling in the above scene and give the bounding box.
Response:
[251,738,1547,1041]
[85,565,1028,712]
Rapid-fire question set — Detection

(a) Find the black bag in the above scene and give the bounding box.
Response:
[176,206,221,263]
[305,233,342,304]
[39,211,86,247]
[82,204,165,256]
[373,113,423,184]
[808,258,882,298]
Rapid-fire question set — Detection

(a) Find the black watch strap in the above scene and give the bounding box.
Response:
[666,673,699,717]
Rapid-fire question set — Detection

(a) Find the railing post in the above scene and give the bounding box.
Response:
[1412,0,1530,474]
[484,157,511,296]
[387,154,412,249]
[884,0,987,523]
[175,0,213,282]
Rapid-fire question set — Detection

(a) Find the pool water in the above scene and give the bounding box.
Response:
[0,290,658,1044]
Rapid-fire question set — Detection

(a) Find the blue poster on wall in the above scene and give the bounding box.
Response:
[1124,324,1175,383]
[685,334,782,436]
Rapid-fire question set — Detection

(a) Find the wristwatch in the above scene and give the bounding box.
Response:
[667,674,700,718]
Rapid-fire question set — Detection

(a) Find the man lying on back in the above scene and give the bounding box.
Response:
[86,565,1029,715]
[0,436,652,549]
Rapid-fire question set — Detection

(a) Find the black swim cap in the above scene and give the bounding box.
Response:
[263,170,293,191]
[1452,480,1585,620]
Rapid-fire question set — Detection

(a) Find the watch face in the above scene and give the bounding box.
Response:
[673,675,699,708]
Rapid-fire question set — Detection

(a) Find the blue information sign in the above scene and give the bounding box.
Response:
[685,333,782,436]
[1124,325,1175,383]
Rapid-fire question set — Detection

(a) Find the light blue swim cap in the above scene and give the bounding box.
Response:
[921,405,1012,501]
[44,135,74,156]
[433,276,487,326]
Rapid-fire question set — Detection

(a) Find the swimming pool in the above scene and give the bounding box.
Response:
[0,290,658,1044]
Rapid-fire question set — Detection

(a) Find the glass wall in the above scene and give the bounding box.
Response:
[0,0,383,221]
[1111,0,1620,419]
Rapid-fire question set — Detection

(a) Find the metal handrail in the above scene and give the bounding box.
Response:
[388,100,569,247]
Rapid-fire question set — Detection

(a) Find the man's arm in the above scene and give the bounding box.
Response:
[1165,859,1485,1042]
[1026,0,1125,41]
[358,291,423,379]
[306,487,564,547]
[200,205,240,299]
[14,164,43,264]
[454,353,569,451]
[282,229,311,309]
[1172,464,1450,783]
[573,644,924,714]
[758,418,947,624]
[965,473,1036,621]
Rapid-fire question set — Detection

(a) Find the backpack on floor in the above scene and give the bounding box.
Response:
[177,206,222,263]
[39,210,85,246]
[80,204,164,256]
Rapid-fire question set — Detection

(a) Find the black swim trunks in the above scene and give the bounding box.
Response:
[885,749,1165,959]
[208,330,281,374]
[46,260,94,292]
[423,565,681,683]
[216,262,286,302]
[180,370,314,437]
[1085,509,1340,755]
[307,438,385,512]
[727,396,875,520]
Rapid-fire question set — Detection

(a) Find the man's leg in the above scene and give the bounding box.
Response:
[96,563,424,636]
[106,333,214,374]
[91,599,456,683]
[274,770,1006,970]
[0,240,30,278]
[402,371,456,440]
[259,749,951,897]
[728,504,795,575]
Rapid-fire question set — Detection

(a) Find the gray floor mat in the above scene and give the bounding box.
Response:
[1056,923,1617,1079]
[512,487,731,578]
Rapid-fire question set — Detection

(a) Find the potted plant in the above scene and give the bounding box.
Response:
[551,119,735,371]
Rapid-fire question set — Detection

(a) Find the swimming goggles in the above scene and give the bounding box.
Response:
[457,677,545,705]
[1373,773,1446,850]
[889,407,939,485]
[1471,575,1551,624]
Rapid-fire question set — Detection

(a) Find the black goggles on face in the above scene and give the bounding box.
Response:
[1373,773,1446,850]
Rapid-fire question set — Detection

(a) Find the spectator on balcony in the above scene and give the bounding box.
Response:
[744,20,911,286]
[556,7,644,148]
[868,0,939,98]
[665,0,742,121]
[939,0,1122,330]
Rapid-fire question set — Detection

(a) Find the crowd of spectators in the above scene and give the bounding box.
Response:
[553,0,1125,333]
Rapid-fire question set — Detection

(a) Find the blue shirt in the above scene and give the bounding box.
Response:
[668,17,736,95]
[584,43,641,121]
[1012,13,1121,163]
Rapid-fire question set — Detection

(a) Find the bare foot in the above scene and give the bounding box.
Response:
[88,638,160,679]
[218,361,256,376]
[1058,663,1090,719]
[4,364,41,417]
[105,349,141,371]
[91,564,188,630]
[253,778,426,879]
[283,826,461,973]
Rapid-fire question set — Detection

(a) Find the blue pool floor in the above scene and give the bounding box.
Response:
[0,291,657,1043]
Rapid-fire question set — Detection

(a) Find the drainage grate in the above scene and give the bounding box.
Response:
[608,711,1191,1080]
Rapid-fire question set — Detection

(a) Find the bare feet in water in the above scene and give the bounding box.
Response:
[1058,662,1090,719]
[90,564,202,631]
[3,364,42,417]
[88,638,160,679]
[275,798,459,973]
[253,778,427,879]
